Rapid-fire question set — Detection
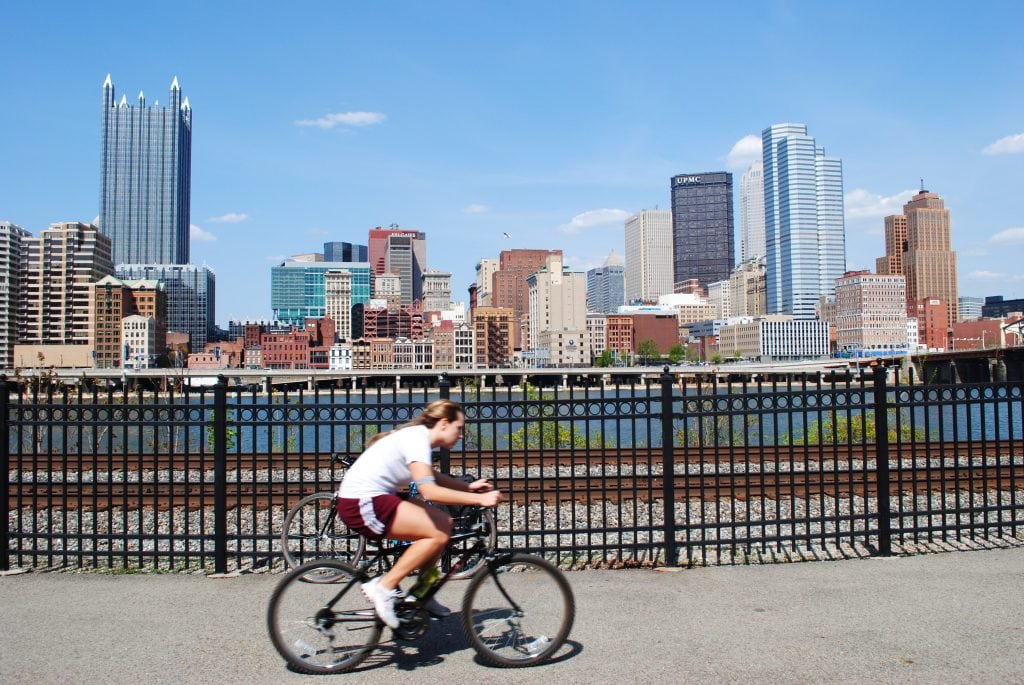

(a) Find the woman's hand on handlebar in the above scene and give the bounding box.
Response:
[478,490,502,507]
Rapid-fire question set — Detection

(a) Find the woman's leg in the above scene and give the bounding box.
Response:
[378,500,451,590]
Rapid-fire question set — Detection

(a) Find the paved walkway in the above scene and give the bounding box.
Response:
[2,547,1023,684]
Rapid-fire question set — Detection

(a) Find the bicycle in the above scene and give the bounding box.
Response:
[267,505,575,672]
[279,454,497,581]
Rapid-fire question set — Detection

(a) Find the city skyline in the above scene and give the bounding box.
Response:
[3,3,1023,325]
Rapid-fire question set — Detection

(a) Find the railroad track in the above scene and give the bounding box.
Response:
[11,463,1024,511]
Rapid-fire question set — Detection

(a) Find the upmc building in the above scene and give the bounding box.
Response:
[670,172,734,293]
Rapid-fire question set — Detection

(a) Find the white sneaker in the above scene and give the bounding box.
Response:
[424,596,451,618]
[361,578,402,629]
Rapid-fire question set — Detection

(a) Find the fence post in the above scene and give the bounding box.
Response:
[1,376,10,572]
[213,375,228,574]
[438,373,451,473]
[872,366,892,556]
[660,366,677,566]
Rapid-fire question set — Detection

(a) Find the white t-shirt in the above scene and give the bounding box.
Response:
[337,425,433,498]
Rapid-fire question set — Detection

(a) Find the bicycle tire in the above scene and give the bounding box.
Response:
[280,492,365,580]
[267,559,381,674]
[444,506,497,580]
[461,553,575,667]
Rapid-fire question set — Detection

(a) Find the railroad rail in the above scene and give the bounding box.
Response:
[11,462,1024,511]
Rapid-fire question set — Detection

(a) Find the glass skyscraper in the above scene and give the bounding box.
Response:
[670,172,734,292]
[586,249,625,314]
[271,260,371,326]
[762,124,845,319]
[99,75,192,265]
[116,264,214,350]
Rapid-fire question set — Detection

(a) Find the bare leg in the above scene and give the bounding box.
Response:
[378,500,451,591]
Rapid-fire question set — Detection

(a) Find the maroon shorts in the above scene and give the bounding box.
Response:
[336,494,404,541]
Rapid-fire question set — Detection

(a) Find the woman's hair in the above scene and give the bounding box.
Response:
[366,399,463,448]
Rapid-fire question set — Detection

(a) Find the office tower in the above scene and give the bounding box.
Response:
[707,280,731,318]
[323,241,367,263]
[875,215,907,275]
[901,189,958,327]
[492,249,562,349]
[91,275,167,368]
[0,222,30,368]
[117,264,215,350]
[834,271,908,352]
[99,75,192,265]
[270,259,371,328]
[422,269,452,312]
[586,249,625,315]
[374,273,403,310]
[367,227,426,304]
[624,209,673,303]
[21,222,113,346]
[526,253,587,353]
[324,269,353,340]
[670,172,734,291]
[740,160,766,261]
[474,258,499,307]
[762,123,846,319]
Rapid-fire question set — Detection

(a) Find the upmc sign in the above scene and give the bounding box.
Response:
[674,176,702,185]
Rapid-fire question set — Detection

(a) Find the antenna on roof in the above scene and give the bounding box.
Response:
[920,178,925,192]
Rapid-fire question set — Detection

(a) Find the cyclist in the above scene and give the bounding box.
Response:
[336,399,501,628]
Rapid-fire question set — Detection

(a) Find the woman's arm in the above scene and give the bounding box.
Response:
[409,462,500,507]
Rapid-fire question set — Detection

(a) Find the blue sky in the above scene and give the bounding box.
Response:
[3,2,1023,325]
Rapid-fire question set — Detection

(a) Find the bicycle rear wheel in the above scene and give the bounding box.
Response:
[280,493,365,580]
[267,559,382,674]
[461,553,575,667]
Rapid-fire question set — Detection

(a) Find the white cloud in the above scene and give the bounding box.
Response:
[726,134,762,170]
[190,224,216,242]
[960,246,990,257]
[463,204,489,214]
[844,188,916,220]
[989,227,1024,244]
[208,212,248,224]
[966,270,1024,282]
[559,208,630,234]
[295,111,387,129]
[982,133,1024,156]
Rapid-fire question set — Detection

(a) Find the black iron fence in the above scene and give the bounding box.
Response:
[4,368,1023,572]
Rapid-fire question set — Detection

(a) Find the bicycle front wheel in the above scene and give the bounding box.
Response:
[267,559,382,674]
[461,553,575,667]
[280,492,365,579]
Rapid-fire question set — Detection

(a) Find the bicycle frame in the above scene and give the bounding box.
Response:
[319,513,511,624]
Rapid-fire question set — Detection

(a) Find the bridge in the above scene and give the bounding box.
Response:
[9,345,1024,390]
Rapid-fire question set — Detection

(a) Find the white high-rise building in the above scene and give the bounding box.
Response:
[526,253,587,354]
[325,269,352,341]
[624,209,673,303]
[474,258,498,307]
[739,160,766,261]
[762,123,846,319]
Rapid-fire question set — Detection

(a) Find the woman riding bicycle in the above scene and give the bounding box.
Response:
[336,399,501,628]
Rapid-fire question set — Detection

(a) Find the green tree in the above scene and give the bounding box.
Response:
[668,343,685,364]
[637,339,660,365]
[711,352,723,364]
[594,349,614,368]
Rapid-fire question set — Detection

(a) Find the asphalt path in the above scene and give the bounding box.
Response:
[2,547,1023,684]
